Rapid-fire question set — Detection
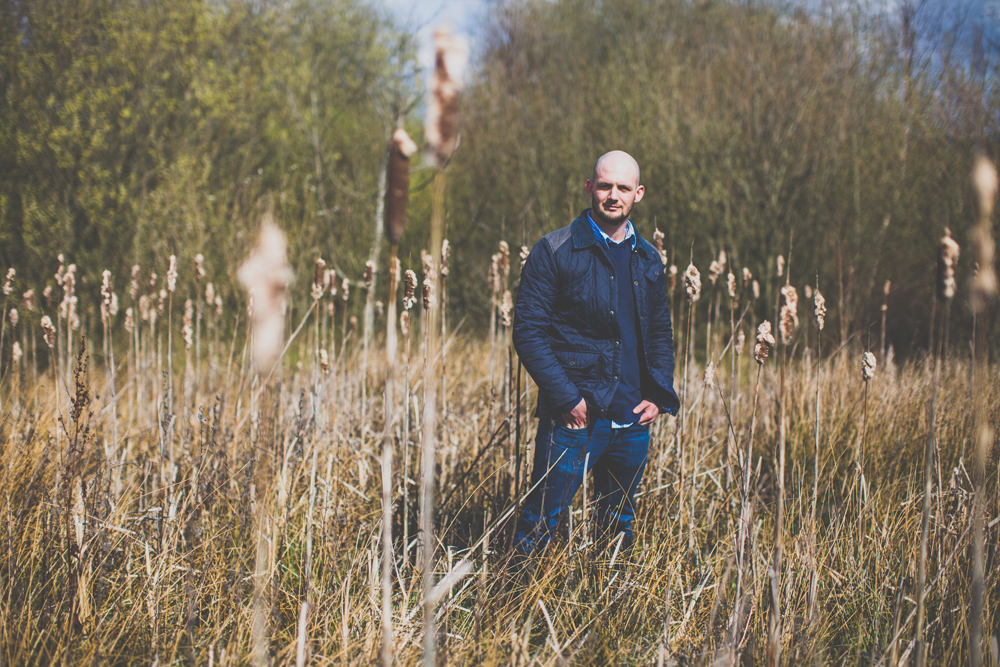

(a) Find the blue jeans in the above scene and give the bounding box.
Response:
[513,416,649,554]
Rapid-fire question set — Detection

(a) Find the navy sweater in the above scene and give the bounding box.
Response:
[606,240,644,424]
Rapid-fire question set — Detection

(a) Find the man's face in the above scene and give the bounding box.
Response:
[585,159,644,226]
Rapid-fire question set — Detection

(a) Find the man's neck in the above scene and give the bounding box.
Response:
[591,214,629,243]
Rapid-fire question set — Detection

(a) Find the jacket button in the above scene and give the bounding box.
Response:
[634,280,638,286]
[611,274,615,280]
[610,310,614,315]
[615,340,620,346]
[614,375,618,380]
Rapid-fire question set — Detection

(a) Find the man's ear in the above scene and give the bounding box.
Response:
[585,179,595,197]
[634,184,645,203]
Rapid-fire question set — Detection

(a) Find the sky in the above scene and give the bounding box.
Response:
[380,0,490,74]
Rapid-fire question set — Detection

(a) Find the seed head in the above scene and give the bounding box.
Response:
[55,256,64,287]
[972,155,998,222]
[520,246,530,274]
[364,260,375,288]
[341,278,350,302]
[708,259,722,286]
[684,263,701,302]
[130,265,141,300]
[215,296,223,317]
[3,267,14,295]
[704,361,716,388]
[424,27,467,166]
[500,290,513,327]
[971,157,999,312]
[804,284,812,299]
[167,255,178,293]
[237,215,295,373]
[206,282,216,307]
[489,253,501,294]
[937,229,960,301]
[813,290,826,331]
[101,270,113,309]
[742,267,752,288]
[43,286,53,308]
[422,278,435,310]
[653,230,667,266]
[754,320,775,365]
[668,264,677,291]
[385,128,418,245]
[861,351,876,382]
[312,258,326,300]
[776,255,785,278]
[9,308,17,327]
[726,272,736,299]
[12,341,21,365]
[736,328,745,355]
[403,270,418,310]
[23,289,35,312]
[349,316,358,333]
[883,279,891,297]
[110,293,118,317]
[320,348,330,372]
[183,299,194,349]
[778,284,799,344]
[149,271,158,291]
[125,308,135,333]
[441,239,450,277]
[498,241,510,282]
[139,295,150,321]
[158,290,167,317]
[41,316,56,348]
[422,249,434,278]
[195,254,206,282]
[752,280,760,300]
[400,311,411,336]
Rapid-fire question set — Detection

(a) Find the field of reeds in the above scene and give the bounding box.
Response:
[1,209,998,666]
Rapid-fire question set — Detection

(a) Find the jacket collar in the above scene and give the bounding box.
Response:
[571,210,655,260]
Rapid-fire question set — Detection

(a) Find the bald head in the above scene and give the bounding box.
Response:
[592,151,640,188]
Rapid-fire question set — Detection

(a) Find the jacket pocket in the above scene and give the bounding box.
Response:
[553,348,600,382]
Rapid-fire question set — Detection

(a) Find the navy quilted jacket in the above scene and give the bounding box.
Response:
[513,211,680,420]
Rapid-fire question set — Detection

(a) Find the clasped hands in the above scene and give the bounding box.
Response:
[561,398,660,429]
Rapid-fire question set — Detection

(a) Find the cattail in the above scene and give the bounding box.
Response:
[727,272,737,299]
[776,255,785,278]
[374,301,384,320]
[519,246,529,274]
[970,157,999,310]
[422,250,434,278]
[403,270,418,310]
[195,254,206,282]
[349,316,358,333]
[754,321,775,364]
[390,256,401,291]
[43,286,53,308]
[937,229,960,301]
[312,259,326,300]
[183,299,194,349]
[736,328,746,355]
[9,308,17,327]
[684,263,701,302]
[167,255,178,293]
[972,154,999,221]
[110,293,119,317]
[3,267,14,295]
[498,241,510,282]
[149,271,158,291]
[653,230,667,266]
[717,250,727,273]
[778,284,799,344]
[500,290,513,327]
[861,351,876,382]
[400,311,410,336]
[139,295,150,322]
[742,267,752,288]
[422,278,435,310]
[365,261,376,288]
[237,216,295,373]
[158,290,167,317]
[23,289,35,312]
[752,280,760,300]
[704,361,716,388]
[489,254,501,294]
[341,278,350,303]
[206,282,216,307]
[215,296,223,317]
[130,265,140,300]
[125,308,135,333]
[385,128,418,245]
[814,290,827,331]
[55,255,65,287]
[320,348,329,372]
[804,284,812,299]
[668,264,677,291]
[441,240,450,277]
[881,280,890,312]
[101,270,113,321]
[41,316,56,348]
[424,27,467,167]
[12,341,21,365]
[708,259,722,286]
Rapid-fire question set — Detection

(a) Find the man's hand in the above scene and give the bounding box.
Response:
[561,398,588,429]
[632,400,661,426]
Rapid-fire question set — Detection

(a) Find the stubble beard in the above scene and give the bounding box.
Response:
[591,197,631,226]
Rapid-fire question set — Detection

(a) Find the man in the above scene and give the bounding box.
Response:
[512,150,679,555]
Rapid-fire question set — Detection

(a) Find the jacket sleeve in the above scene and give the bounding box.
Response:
[512,239,583,414]
[646,268,680,415]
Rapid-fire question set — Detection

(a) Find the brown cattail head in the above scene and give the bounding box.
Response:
[319,348,329,373]
[653,230,667,266]
[312,258,326,300]
[425,27,467,167]
[341,277,350,302]
[23,289,35,312]
[498,241,510,282]
[736,328,746,355]
[726,272,737,299]
[130,265,140,300]
[125,307,135,333]
[55,256,64,287]
[684,263,701,302]
[742,267,752,288]
[500,290,513,327]
[41,315,56,348]
[12,341,21,365]
[9,308,17,327]
[400,311,410,336]
[237,215,295,373]
[971,157,999,312]
[43,286,53,308]
[937,228,960,301]
[3,267,14,296]
[804,284,812,299]
[814,290,827,331]
[776,255,785,278]
[754,320,775,364]
[778,284,799,344]
[101,270,113,309]
[385,128,418,245]
[752,280,760,300]
[520,246,529,274]
[708,259,722,286]
[422,278,435,310]
[167,255,178,293]
[862,351,876,382]
[441,239,450,277]
[668,264,677,291]
[364,261,375,288]
[403,270,417,310]
[195,254,206,282]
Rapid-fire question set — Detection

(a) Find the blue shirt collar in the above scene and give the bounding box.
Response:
[587,210,636,251]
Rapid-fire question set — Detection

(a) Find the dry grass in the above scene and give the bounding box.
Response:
[0,309,997,666]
